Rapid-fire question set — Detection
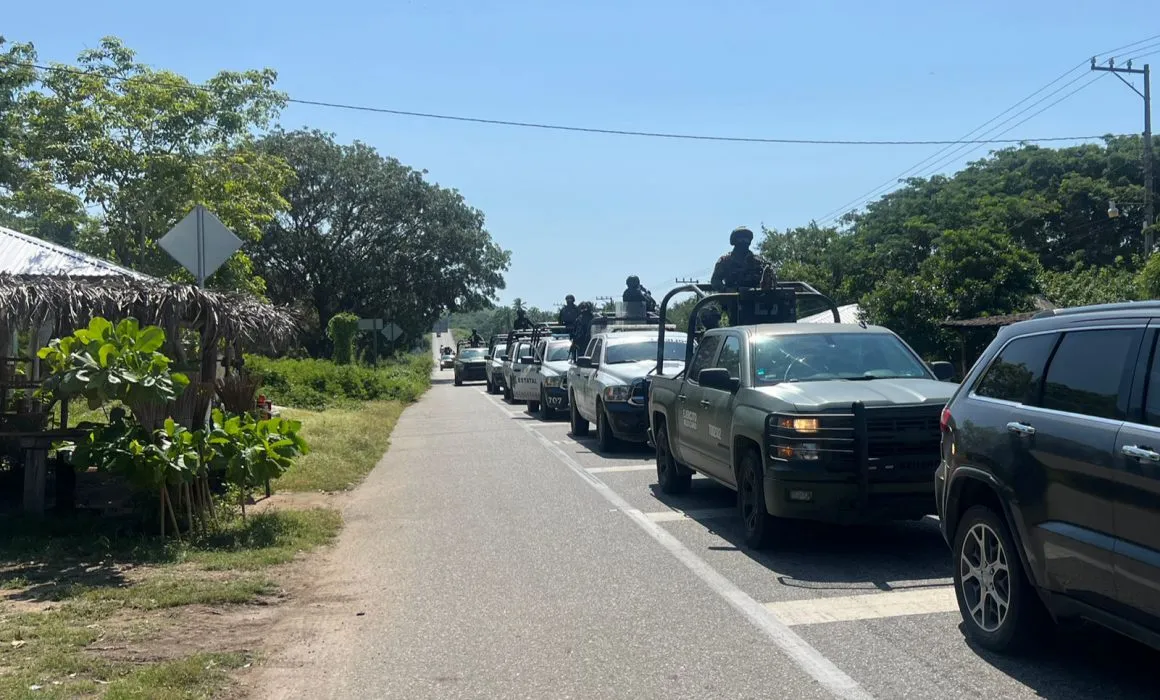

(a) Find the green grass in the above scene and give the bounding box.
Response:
[274,401,406,492]
[0,507,341,699]
[245,353,432,410]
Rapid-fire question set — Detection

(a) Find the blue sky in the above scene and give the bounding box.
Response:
[6,1,1159,310]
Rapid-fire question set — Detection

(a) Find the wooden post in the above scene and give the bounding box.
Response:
[21,440,47,515]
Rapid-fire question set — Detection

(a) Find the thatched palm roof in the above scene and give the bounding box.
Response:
[0,274,298,351]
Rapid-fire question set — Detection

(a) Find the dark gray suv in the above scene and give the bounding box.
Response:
[936,301,1160,654]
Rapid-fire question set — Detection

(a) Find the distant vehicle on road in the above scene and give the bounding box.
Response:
[513,325,572,417]
[453,345,488,386]
[485,336,508,395]
[648,282,957,549]
[937,301,1160,655]
[439,351,455,370]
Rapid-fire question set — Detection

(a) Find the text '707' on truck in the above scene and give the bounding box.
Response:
[646,281,960,549]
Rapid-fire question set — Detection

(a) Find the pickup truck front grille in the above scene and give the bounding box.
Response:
[766,403,942,481]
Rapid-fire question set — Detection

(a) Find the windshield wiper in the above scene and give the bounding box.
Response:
[843,374,907,381]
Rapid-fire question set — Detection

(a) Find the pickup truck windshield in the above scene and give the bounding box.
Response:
[492,344,507,358]
[460,348,486,360]
[545,344,571,362]
[752,333,929,384]
[605,339,686,364]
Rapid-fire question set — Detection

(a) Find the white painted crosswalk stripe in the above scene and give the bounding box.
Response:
[586,464,654,473]
[764,586,958,626]
[644,507,736,523]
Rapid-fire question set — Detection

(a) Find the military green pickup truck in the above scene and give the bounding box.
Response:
[647,283,958,549]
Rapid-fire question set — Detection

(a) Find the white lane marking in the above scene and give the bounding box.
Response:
[644,507,736,523]
[765,586,958,626]
[480,394,873,700]
[585,464,654,473]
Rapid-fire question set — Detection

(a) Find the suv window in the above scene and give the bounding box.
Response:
[716,335,742,378]
[1040,329,1139,420]
[689,335,723,382]
[585,339,603,362]
[974,333,1057,404]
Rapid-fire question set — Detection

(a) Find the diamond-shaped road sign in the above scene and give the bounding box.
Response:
[357,318,383,331]
[158,205,242,286]
[381,323,402,341]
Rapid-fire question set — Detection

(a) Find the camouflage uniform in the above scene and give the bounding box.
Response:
[558,303,579,327]
[710,249,773,291]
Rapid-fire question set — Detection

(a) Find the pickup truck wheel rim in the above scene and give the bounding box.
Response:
[959,522,1010,633]
[740,465,759,531]
[656,432,671,481]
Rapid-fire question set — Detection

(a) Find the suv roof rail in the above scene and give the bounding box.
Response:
[595,324,677,333]
[1033,300,1160,318]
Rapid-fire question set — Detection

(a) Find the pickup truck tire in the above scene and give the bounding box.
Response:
[539,388,555,420]
[738,448,778,549]
[486,377,496,394]
[454,374,463,386]
[952,505,1049,654]
[596,401,617,453]
[503,382,513,402]
[655,423,691,494]
[528,397,540,412]
[570,393,590,436]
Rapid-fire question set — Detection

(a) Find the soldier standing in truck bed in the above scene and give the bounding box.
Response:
[570,301,595,359]
[711,226,774,292]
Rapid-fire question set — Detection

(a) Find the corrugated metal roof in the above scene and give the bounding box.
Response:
[799,303,863,324]
[0,226,149,279]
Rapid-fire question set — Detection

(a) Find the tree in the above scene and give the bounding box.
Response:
[760,224,856,302]
[252,129,510,352]
[18,36,291,292]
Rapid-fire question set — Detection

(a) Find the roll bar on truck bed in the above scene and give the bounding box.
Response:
[654,281,841,375]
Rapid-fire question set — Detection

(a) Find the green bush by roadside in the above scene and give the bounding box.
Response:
[244,353,433,410]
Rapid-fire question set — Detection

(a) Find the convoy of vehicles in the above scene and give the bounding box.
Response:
[443,282,1160,659]
[438,349,455,370]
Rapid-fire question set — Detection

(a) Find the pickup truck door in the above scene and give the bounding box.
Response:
[674,335,722,472]
[700,334,744,485]
[574,338,602,421]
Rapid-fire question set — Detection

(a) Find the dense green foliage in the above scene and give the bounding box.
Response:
[445,297,557,340]
[761,135,1158,358]
[1,35,510,354]
[325,312,360,365]
[245,354,433,410]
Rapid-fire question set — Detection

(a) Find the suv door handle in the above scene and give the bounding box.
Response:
[700,399,712,407]
[677,394,687,401]
[1006,421,1036,436]
[1122,445,1160,462]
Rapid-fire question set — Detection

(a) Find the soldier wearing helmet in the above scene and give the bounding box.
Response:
[711,226,774,292]
[558,294,579,327]
[622,275,657,313]
[570,301,596,359]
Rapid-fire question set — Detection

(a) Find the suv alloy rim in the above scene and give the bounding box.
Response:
[959,522,1011,633]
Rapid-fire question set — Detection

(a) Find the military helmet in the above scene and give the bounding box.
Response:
[625,275,640,287]
[730,226,754,246]
[565,294,575,303]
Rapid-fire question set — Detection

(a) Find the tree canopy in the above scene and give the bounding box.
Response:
[760,135,1158,359]
[1,35,511,357]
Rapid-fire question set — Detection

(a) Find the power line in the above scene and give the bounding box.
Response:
[814,32,1160,225]
[0,57,1110,147]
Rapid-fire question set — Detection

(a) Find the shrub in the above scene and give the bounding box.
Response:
[326,312,360,365]
[243,353,433,409]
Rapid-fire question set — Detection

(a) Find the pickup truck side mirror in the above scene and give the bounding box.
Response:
[500,355,510,361]
[929,361,956,382]
[575,356,594,369]
[519,356,535,365]
[698,367,740,393]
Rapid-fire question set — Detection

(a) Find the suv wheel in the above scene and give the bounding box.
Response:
[596,401,617,453]
[454,372,462,386]
[738,449,777,549]
[953,505,1047,653]
[656,423,691,494]
[503,382,513,402]
[570,393,590,437]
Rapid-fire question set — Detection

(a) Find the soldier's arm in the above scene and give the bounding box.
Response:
[710,258,727,291]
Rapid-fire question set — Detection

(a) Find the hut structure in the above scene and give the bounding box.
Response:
[0,225,296,513]
[939,296,1057,377]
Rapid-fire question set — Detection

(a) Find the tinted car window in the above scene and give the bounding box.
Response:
[716,336,742,378]
[1041,329,1139,420]
[974,333,1057,404]
[689,335,722,382]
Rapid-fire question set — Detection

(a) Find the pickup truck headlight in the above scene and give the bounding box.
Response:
[767,412,853,465]
[544,375,564,388]
[603,385,630,402]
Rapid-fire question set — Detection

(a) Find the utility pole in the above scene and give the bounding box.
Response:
[1093,57,1153,255]
[675,277,701,285]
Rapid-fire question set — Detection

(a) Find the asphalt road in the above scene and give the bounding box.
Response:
[261,339,1160,699]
